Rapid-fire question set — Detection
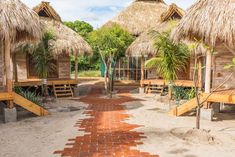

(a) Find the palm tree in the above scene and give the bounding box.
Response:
[146,31,189,98]
[32,31,56,97]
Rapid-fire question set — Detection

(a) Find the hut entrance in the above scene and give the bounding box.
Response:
[27,54,58,79]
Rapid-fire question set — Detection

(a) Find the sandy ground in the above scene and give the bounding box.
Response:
[0,99,89,157]
[125,93,235,157]
[0,83,235,157]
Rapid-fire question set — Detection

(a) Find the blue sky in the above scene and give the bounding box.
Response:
[21,0,196,28]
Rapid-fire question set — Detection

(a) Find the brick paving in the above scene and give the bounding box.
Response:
[54,86,159,157]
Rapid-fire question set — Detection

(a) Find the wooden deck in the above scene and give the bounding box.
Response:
[206,89,235,104]
[170,88,235,116]
[14,79,79,87]
[141,79,198,87]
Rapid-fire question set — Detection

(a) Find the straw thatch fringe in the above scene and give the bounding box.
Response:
[40,17,92,56]
[172,0,235,49]
[0,0,42,43]
[104,0,168,36]
[33,1,61,22]
[161,3,184,22]
[127,20,179,56]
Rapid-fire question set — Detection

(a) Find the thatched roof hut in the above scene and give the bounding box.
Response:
[172,0,235,49]
[104,0,168,36]
[33,1,61,22]
[33,2,92,56]
[127,4,184,56]
[40,17,92,56]
[172,0,235,93]
[0,0,42,43]
[0,0,42,95]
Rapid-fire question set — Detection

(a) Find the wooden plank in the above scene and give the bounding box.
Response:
[13,92,49,116]
[15,79,78,87]
[0,92,14,101]
[169,98,198,116]
[141,79,199,88]
[204,93,235,104]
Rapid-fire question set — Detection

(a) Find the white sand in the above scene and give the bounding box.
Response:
[0,99,89,157]
[0,89,235,157]
[124,94,235,157]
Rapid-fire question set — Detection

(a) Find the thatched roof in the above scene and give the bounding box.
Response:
[127,3,184,57]
[161,3,184,22]
[40,17,92,56]
[0,0,42,43]
[104,0,168,36]
[172,0,235,49]
[33,1,61,22]
[127,21,179,56]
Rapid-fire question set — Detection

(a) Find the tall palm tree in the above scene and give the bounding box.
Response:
[32,31,56,97]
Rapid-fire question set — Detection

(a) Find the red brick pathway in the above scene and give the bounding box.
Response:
[54,86,159,157]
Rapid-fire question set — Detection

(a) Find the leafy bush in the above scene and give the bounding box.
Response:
[173,86,195,100]
[14,87,44,107]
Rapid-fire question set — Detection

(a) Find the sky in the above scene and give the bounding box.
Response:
[21,0,196,28]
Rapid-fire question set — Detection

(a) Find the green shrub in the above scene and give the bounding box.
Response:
[14,87,44,107]
[173,86,196,100]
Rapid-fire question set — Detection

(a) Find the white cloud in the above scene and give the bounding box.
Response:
[21,0,196,28]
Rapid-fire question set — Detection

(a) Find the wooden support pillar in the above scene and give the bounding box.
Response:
[140,56,145,87]
[127,57,130,80]
[4,37,14,108]
[205,51,212,93]
[136,57,138,81]
[13,53,18,83]
[198,58,202,90]
[74,55,78,80]
[118,59,121,80]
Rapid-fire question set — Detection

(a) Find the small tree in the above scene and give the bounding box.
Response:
[146,31,190,99]
[31,31,56,98]
[88,24,134,97]
[191,43,234,129]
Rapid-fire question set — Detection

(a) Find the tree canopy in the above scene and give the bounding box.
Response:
[64,20,93,40]
[88,24,134,60]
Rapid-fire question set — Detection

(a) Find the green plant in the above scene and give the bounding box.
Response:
[30,31,56,98]
[14,87,43,107]
[32,31,56,79]
[145,31,190,82]
[173,87,196,101]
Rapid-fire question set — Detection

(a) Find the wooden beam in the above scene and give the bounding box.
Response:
[204,93,235,104]
[205,51,212,93]
[74,56,78,81]
[127,57,130,80]
[0,92,14,101]
[13,53,18,83]
[13,92,49,116]
[4,36,14,108]
[140,56,145,87]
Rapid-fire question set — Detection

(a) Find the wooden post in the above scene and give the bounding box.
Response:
[74,55,78,80]
[136,57,138,81]
[118,59,121,80]
[127,57,130,80]
[140,56,145,87]
[13,53,18,83]
[205,51,212,93]
[4,37,14,108]
[198,58,202,91]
